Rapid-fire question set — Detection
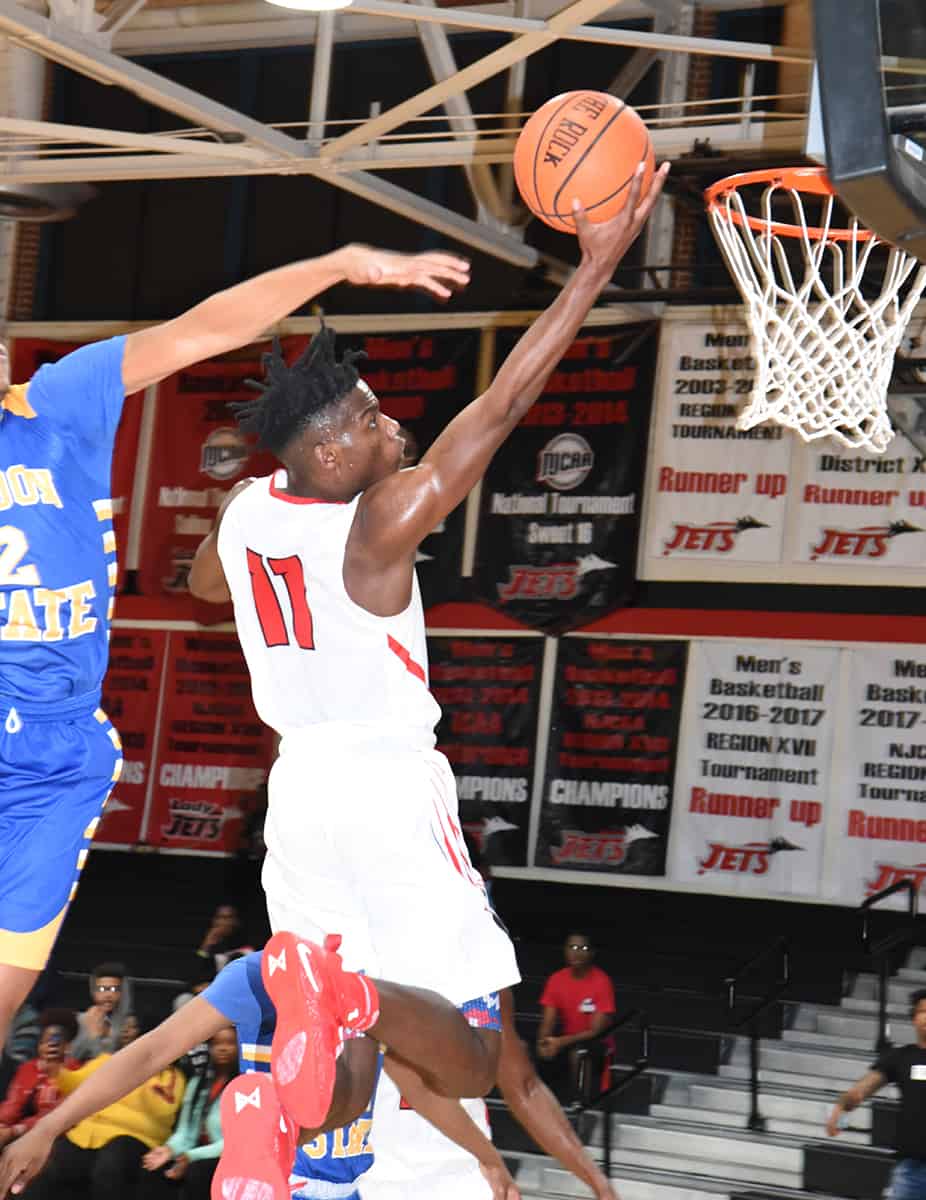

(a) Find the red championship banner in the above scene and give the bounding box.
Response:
[667,640,840,898]
[10,338,143,591]
[828,646,926,906]
[428,634,545,867]
[98,629,169,847]
[137,352,277,598]
[536,637,688,875]
[145,632,274,854]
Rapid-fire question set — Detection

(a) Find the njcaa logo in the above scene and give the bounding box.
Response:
[662,515,767,556]
[200,427,249,481]
[810,519,922,561]
[866,862,926,895]
[536,433,594,492]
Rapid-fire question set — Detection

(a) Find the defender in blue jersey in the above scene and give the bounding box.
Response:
[0,245,470,1041]
[0,950,518,1200]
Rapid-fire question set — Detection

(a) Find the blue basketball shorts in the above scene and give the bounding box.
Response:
[0,692,122,971]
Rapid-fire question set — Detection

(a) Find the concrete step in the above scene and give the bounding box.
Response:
[602,1147,801,1189]
[728,1043,869,1078]
[511,1156,728,1200]
[840,995,908,1019]
[719,1064,847,1093]
[648,1103,870,1145]
[850,973,924,1008]
[673,1083,872,1131]
[781,1029,874,1053]
[612,1122,803,1173]
[898,965,926,983]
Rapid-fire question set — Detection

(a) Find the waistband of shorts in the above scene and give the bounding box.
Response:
[291,1177,364,1200]
[278,721,436,757]
[0,688,103,721]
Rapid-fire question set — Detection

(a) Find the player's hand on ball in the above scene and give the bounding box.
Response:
[0,1125,54,1196]
[574,160,670,276]
[341,246,470,299]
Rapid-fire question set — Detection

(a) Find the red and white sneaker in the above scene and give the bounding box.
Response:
[261,932,379,1128]
[211,1073,297,1200]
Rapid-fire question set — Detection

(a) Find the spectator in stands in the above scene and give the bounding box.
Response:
[827,987,926,1198]
[137,1026,235,1199]
[536,931,616,1102]
[195,905,252,973]
[70,963,132,1063]
[23,1015,184,1200]
[0,1010,78,1148]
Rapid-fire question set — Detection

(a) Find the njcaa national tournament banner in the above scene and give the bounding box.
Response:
[145,632,275,854]
[639,309,926,585]
[10,339,143,592]
[97,629,169,847]
[473,325,658,632]
[667,641,840,897]
[827,646,926,906]
[535,637,687,875]
[137,351,277,598]
[428,634,544,868]
[337,330,477,608]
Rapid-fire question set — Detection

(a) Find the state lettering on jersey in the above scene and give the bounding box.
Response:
[301,1119,372,1161]
[0,580,97,642]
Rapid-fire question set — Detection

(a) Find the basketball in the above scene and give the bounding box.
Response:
[513,91,654,234]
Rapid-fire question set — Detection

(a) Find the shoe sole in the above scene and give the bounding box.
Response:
[261,931,343,1128]
[211,1074,292,1200]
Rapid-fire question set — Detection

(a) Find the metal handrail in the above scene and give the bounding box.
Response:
[724,937,791,1132]
[573,1007,649,1181]
[859,880,919,1052]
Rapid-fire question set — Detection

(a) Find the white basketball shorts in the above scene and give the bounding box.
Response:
[262,733,520,1006]
[360,1071,493,1200]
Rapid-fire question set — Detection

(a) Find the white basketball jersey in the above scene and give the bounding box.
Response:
[217,471,441,744]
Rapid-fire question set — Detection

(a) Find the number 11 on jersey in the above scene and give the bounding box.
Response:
[246,549,316,650]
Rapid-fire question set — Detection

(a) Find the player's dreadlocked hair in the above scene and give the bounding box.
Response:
[231,323,365,455]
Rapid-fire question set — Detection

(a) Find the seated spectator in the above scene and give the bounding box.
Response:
[24,1016,184,1200]
[0,1010,79,1148]
[537,932,616,1102]
[70,963,133,1063]
[138,1026,236,1199]
[196,905,252,973]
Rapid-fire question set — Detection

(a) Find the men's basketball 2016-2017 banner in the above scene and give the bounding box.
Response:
[638,309,926,587]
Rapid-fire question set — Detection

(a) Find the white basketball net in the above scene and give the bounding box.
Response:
[709,178,926,454]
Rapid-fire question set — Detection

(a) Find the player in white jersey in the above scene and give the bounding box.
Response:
[189,164,668,1144]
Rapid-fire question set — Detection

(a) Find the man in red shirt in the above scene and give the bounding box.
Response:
[537,933,616,1102]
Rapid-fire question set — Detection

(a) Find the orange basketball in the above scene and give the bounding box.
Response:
[513,91,654,234]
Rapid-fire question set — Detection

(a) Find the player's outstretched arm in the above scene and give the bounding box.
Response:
[120,246,470,395]
[496,991,618,1200]
[0,998,225,1197]
[353,164,669,568]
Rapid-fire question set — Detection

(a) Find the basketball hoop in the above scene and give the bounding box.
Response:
[705,166,926,454]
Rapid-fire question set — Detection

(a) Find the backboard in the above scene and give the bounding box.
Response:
[810,0,926,261]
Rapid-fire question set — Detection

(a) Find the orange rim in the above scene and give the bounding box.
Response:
[704,166,875,242]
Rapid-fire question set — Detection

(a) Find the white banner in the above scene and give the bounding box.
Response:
[640,309,926,585]
[827,646,926,907]
[667,641,840,898]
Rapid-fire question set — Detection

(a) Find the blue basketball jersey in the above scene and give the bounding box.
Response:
[0,337,125,704]
[203,952,376,1200]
